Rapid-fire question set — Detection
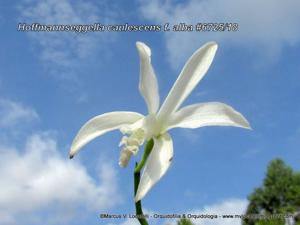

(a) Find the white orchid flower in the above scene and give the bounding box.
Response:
[69,41,250,202]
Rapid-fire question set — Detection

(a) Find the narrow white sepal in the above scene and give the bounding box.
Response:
[158,42,218,122]
[167,102,251,130]
[136,41,160,114]
[69,111,144,158]
[135,133,173,202]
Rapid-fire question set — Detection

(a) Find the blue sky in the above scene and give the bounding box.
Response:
[0,0,300,224]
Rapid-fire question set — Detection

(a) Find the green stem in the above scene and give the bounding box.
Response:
[135,139,154,173]
[133,139,154,225]
[134,164,148,225]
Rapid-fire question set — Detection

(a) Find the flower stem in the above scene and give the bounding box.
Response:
[134,164,148,225]
[134,139,154,173]
[133,139,154,225]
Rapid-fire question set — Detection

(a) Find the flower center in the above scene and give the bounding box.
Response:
[118,127,145,167]
[118,114,162,167]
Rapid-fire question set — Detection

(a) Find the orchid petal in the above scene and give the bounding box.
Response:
[135,133,173,202]
[136,42,160,114]
[69,112,144,158]
[157,42,218,122]
[167,102,251,130]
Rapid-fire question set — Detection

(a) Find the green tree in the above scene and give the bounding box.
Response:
[243,158,300,225]
[177,218,194,225]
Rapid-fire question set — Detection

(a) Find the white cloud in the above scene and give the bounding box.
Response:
[116,209,158,225]
[165,198,247,225]
[18,0,117,80]
[190,199,247,225]
[0,98,122,225]
[0,98,38,128]
[0,98,122,224]
[118,217,142,225]
[110,199,247,225]
[0,132,121,224]
[138,0,300,68]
